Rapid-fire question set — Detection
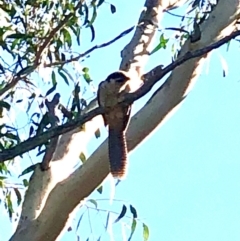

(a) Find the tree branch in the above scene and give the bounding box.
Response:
[0,1,86,98]
[34,0,85,64]
[44,26,135,67]
[1,30,239,163]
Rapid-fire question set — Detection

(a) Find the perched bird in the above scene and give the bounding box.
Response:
[97,71,132,179]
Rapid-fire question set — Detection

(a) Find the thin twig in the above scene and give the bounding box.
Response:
[44,26,135,68]
[165,10,193,19]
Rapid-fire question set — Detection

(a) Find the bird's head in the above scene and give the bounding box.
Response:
[106,71,131,83]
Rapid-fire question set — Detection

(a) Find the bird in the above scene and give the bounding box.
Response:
[97,71,132,179]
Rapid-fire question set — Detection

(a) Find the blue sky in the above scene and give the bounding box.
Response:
[2,0,240,240]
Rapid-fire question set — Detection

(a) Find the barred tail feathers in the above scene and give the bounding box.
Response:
[108,126,128,179]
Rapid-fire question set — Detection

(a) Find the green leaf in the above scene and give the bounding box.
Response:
[51,71,57,85]
[23,179,29,187]
[105,212,110,229]
[36,149,45,157]
[130,204,137,218]
[6,192,14,219]
[97,0,105,7]
[48,50,53,63]
[143,223,150,241]
[89,24,95,42]
[7,33,27,39]
[13,188,22,206]
[61,53,66,61]
[76,27,81,45]
[29,125,34,137]
[82,3,89,25]
[97,185,103,194]
[11,38,21,50]
[0,179,4,188]
[0,162,9,175]
[76,213,84,231]
[110,4,116,14]
[87,3,97,26]
[79,152,86,163]
[62,67,75,82]
[58,69,69,85]
[128,219,137,241]
[29,93,36,99]
[94,128,100,138]
[114,204,127,223]
[226,39,231,51]
[19,164,37,177]
[0,176,7,188]
[88,199,98,208]
[62,28,72,47]
[0,100,10,110]
[45,83,57,96]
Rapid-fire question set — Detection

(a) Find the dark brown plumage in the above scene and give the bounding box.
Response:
[97,71,131,179]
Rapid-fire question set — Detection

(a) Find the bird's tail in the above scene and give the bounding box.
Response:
[108,126,128,179]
